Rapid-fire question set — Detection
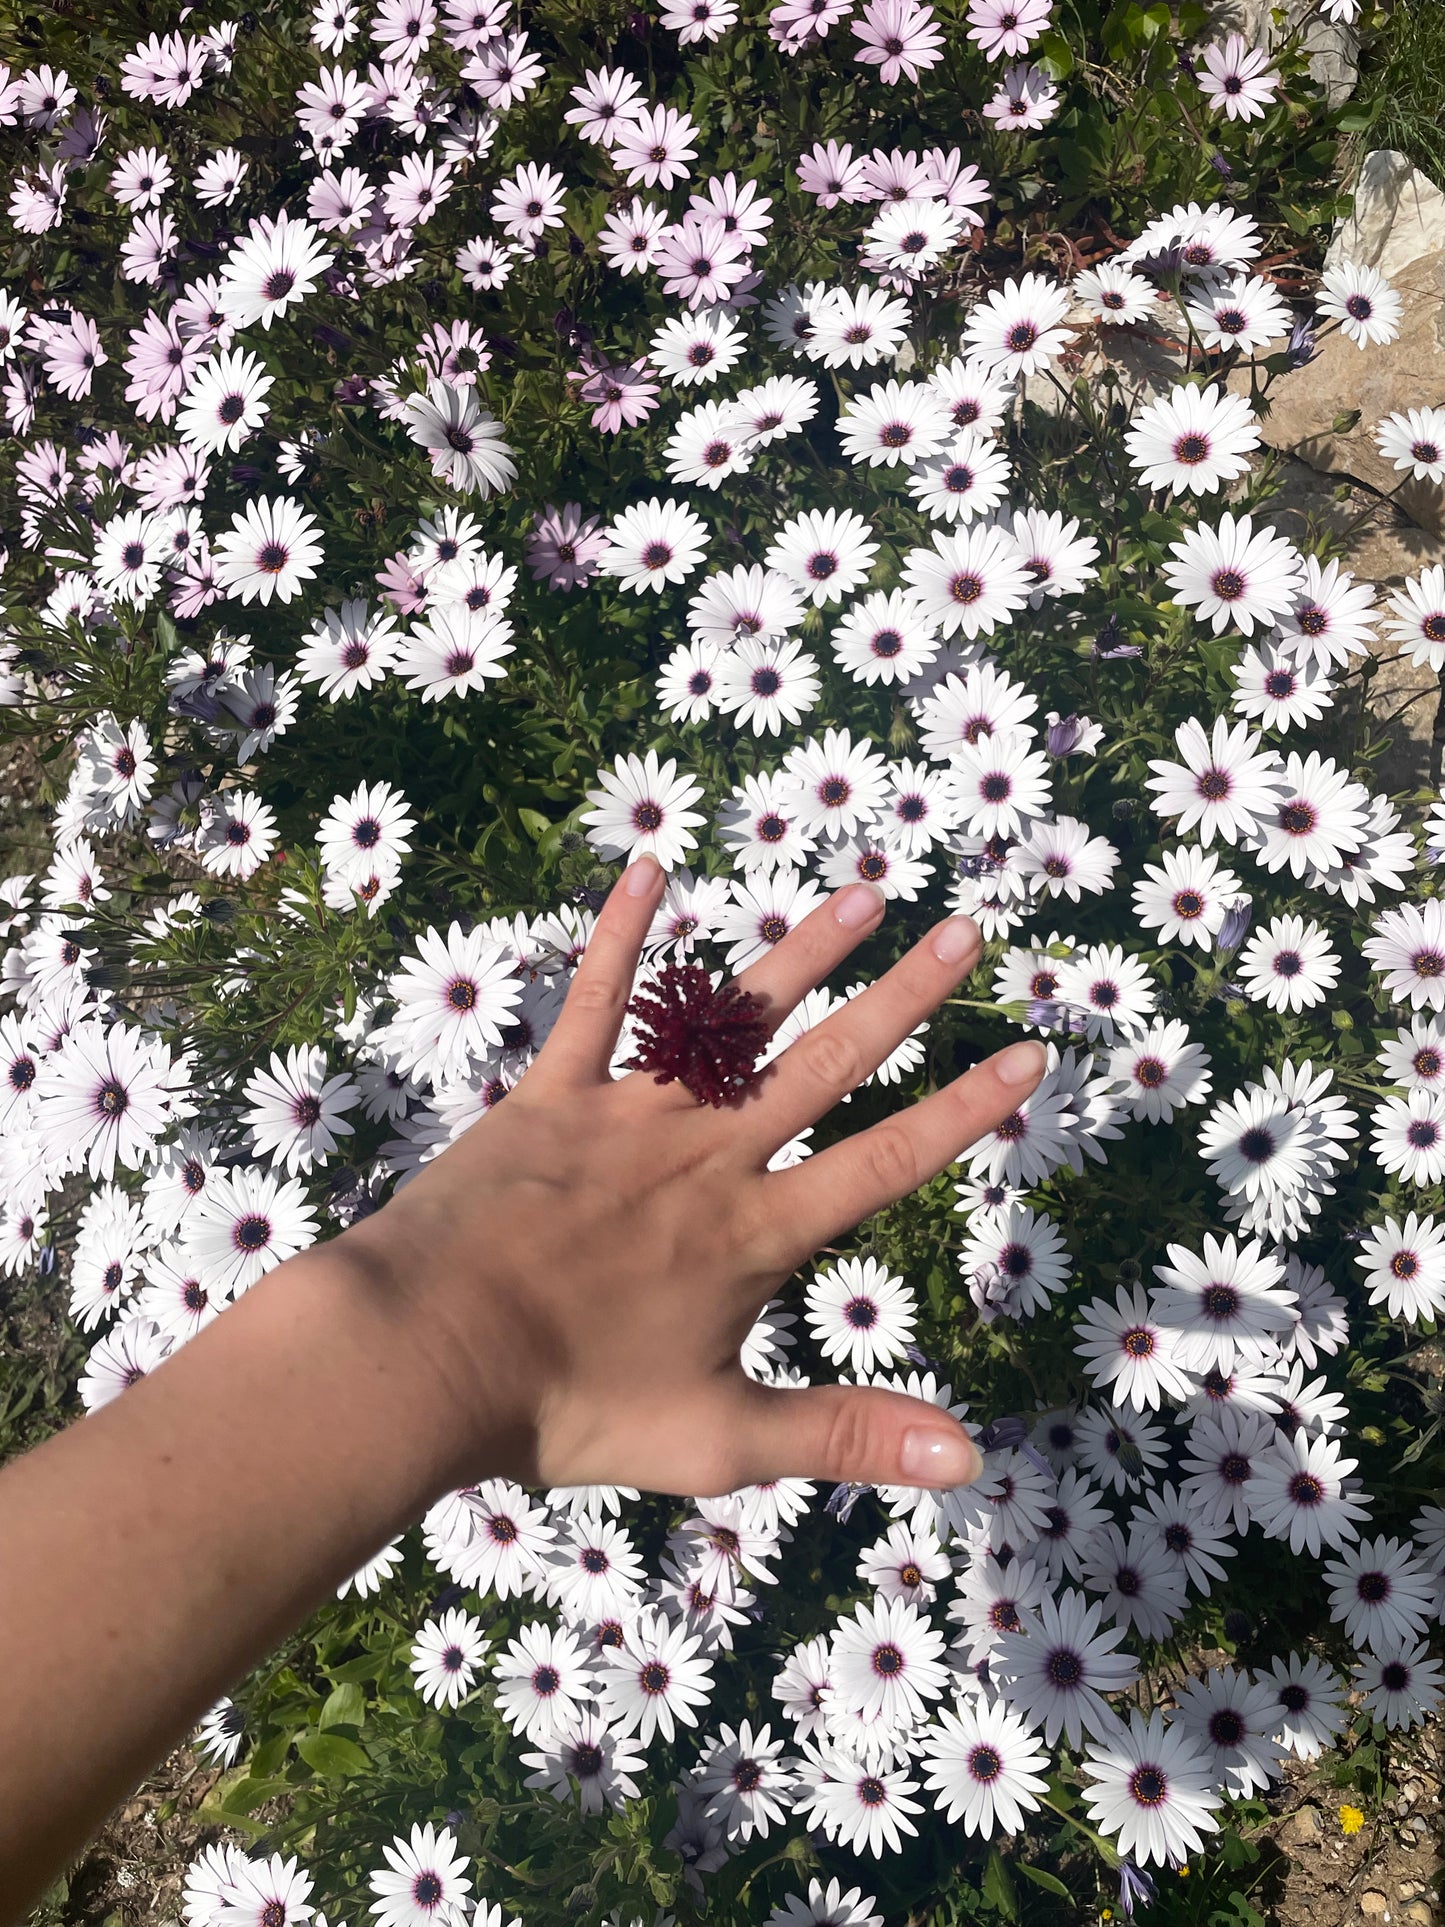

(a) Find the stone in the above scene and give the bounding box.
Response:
[1203,0,1357,105]
[1327,152,1445,281]
[1020,307,1181,419]
[1259,455,1444,789]
[1252,151,1445,544]
[1360,1893,1389,1918]
[1287,1804,1324,1846]
[1403,1904,1438,1927]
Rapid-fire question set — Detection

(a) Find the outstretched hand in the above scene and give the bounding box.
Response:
[347,854,1047,1500]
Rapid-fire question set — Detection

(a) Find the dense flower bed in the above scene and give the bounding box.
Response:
[1,0,1443,1921]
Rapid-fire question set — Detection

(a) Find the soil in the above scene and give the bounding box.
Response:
[31,1749,222,1927]
[1265,1729,1444,1927]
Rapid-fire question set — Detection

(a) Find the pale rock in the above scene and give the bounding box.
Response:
[1202,0,1357,107]
[1286,1803,1324,1846]
[1402,1904,1438,1927]
[1021,303,1181,418]
[1260,455,1444,789]
[1328,152,1445,281]
[1250,151,1445,544]
[1360,1892,1389,1919]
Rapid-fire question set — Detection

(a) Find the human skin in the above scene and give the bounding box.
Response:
[0,855,1044,1917]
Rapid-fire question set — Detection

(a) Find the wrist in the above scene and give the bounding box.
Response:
[319,1193,541,1498]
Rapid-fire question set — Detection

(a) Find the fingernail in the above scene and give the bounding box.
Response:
[899,1426,980,1488]
[931,915,979,964]
[833,881,886,929]
[994,1039,1048,1086]
[624,855,662,896]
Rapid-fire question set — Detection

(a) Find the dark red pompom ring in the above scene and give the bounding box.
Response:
[625,961,770,1107]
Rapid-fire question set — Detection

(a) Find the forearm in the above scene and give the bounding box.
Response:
[0,1225,475,1918]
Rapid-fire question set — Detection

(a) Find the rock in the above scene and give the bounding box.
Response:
[1328,152,1445,281]
[1399,1883,1424,1902]
[1361,1893,1389,1918]
[1260,455,1444,789]
[1253,151,1445,544]
[1287,1804,1324,1845]
[1020,308,1182,418]
[1403,1904,1438,1927]
[1202,0,1357,105]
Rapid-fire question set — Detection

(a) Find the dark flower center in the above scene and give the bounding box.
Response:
[1202,1283,1239,1320]
[97,1080,129,1117]
[234,1214,270,1252]
[1210,1709,1245,1745]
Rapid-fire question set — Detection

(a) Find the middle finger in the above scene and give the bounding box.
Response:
[738,912,982,1153]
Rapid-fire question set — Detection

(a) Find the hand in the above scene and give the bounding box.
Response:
[346,855,1046,1501]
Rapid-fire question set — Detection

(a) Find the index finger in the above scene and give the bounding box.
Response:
[534,856,666,1086]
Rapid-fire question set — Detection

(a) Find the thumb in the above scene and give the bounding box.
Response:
[718,1376,983,1493]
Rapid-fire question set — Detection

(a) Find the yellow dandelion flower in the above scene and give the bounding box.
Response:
[1338,1804,1365,1835]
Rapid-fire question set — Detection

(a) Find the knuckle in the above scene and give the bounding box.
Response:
[799,1025,864,1096]
[824,1394,882,1480]
[862,1122,919,1200]
[565,973,623,1020]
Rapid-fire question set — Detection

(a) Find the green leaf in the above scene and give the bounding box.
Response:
[318,1680,366,1730]
[297,1732,371,1777]
[982,1849,1018,1920]
[218,1773,291,1816]
[1017,1865,1071,1899]
[248,1730,294,1778]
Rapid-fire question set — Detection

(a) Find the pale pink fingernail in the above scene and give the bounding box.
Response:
[624,855,663,896]
[995,1040,1047,1086]
[832,881,886,929]
[931,915,979,964]
[899,1426,980,1487]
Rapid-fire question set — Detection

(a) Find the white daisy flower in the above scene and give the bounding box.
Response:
[410,1608,489,1709]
